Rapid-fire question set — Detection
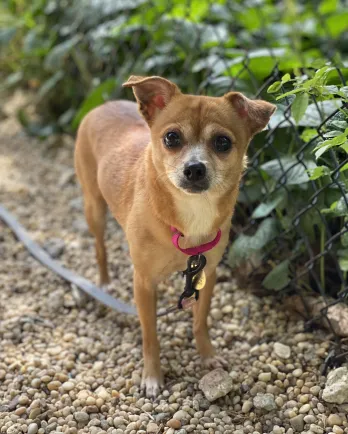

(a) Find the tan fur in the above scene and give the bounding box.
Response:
[74,76,276,397]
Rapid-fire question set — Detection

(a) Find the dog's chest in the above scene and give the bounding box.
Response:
[175,195,218,243]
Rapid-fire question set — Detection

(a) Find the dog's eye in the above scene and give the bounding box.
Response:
[163,131,181,148]
[214,135,232,153]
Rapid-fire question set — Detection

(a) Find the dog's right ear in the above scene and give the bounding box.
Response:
[123,75,180,124]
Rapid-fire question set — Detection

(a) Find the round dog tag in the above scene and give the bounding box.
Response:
[193,270,206,290]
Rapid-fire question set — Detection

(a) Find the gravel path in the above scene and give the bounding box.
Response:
[1,94,347,434]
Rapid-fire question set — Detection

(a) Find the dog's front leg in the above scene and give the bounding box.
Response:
[134,270,163,397]
[193,268,228,369]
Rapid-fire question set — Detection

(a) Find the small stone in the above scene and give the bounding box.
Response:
[113,417,125,427]
[28,423,39,434]
[74,411,89,424]
[310,424,324,434]
[62,381,75,391]
[167,419,181,429]
[18,395,29,405]
[322,367,348,404]
[211,308,223,320]
[142,403,153,412]
[304,415,316,424]
[299,403,311,413]
[333,426,344,434]
[310,386,321,396]
[317,402,325,413]
[96,386,111,401]
[290,414,304,432]
[273,426,282,434]
[274,342,291,359]
[253,393,277,411]
[327,414,342,426]
[258,372,271,382]
[198,369,233,402]
[242,400,253,413]
[173,410,190,423]
[0,370,6,380]
[29,408,41,419]
[14,406,26,416]
[292,369,303,378]
[47,380,61,390]
[147,422,159,433]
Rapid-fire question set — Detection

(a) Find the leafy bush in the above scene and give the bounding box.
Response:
[1,0,347,134]
[230,66,348,295]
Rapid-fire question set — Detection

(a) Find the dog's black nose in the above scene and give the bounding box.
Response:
[183,162,206,182]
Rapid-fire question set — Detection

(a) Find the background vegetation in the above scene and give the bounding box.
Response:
[1,0,348,297]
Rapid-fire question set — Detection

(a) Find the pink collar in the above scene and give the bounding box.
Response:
[170,226,222,256]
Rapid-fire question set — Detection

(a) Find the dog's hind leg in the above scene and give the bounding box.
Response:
[84,192,109,286]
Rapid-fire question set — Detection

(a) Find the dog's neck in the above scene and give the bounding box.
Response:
[145,147,237,244]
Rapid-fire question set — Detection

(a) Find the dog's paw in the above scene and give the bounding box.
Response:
[141,375,163,399]
[202,354,229,370]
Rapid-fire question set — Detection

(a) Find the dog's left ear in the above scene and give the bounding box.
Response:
[123,75,180,124]
[225,92,276,136]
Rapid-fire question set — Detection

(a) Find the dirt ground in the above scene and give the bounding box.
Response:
[1,92,347,434]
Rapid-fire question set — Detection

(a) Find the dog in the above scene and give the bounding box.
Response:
[74,75,276,397]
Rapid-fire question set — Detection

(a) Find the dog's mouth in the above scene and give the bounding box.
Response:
[179,179,210,194]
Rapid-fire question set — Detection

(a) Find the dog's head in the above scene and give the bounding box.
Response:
[123,75,276,195]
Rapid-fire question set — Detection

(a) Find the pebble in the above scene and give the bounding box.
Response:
[147,422,159,433]
[242,400,253,413]
[290,414,304,432]
[274,342,291,359]
[62,381,75,391]
[28,423,39,434]
[173,410,190,423]
[258,372,272,382]
[292,369,303,378]
[253,393,277,411]
[333,426,344,434]
[322,367,348,404]
[74,411,89,423]
[327,415,343,426]
[310,424,324,434]
[199,369,233,402]
[299,403,311,413]
[167,419,182,429]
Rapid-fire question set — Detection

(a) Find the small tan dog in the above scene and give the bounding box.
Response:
[74,75,276,397]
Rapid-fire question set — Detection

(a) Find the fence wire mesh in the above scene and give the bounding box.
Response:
[3,0,348,367]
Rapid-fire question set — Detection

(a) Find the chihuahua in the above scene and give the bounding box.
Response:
[74,76,276,397]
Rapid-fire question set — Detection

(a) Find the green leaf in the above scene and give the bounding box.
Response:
[307,166,330,180]
[322,196,348,216]
[44,35,81,71]
[37,71,64,99]
[251,195,284,219]
[228,218,278,268]
[340,162,348,172]
[281,73,291,84]
[319,0,338,14]
[339,258,348,272]
[260,157,317,185]
[301,128,317,143]
[267,81,282,94]
[262,260,291,291]
[72,78,117,129]
[292,92,309,124]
